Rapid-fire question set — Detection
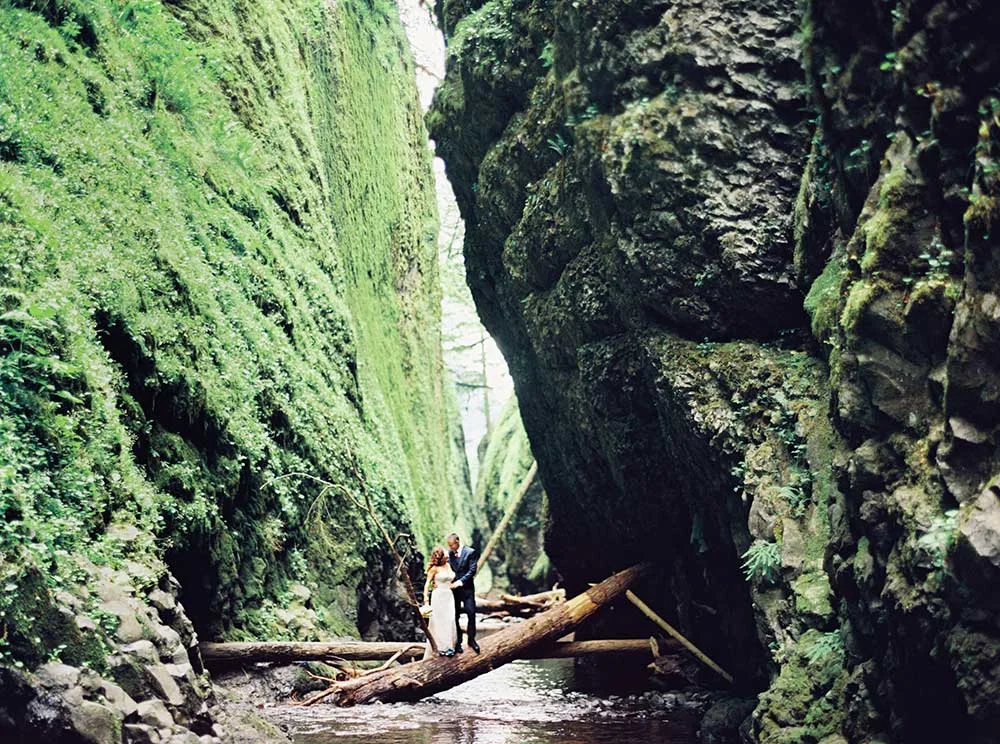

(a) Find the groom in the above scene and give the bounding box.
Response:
[446,533,480,654]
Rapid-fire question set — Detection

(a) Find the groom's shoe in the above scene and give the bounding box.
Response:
[454,644,464,654]
[469,640,480,654]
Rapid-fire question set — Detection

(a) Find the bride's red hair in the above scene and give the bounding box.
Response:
[428,546,447,571]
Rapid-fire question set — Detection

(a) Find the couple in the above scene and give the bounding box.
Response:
[421,533,479,658]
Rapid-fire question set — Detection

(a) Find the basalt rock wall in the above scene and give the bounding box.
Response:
[428,0,1000,740]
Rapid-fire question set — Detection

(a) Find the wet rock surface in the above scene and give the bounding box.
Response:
[430,0,1000,740]
[0,570,239,743]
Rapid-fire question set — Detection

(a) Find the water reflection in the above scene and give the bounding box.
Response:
[264,659,698,744]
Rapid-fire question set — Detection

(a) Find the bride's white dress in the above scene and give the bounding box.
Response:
[425,566,457,658]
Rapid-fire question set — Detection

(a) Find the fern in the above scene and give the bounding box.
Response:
[742,540,782,582]
[804,630,845,664]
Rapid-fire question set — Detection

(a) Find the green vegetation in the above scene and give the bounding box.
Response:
[742,540,782,583]
[475,397,547,592]
[0,0,469,660]
[755,629,850,742]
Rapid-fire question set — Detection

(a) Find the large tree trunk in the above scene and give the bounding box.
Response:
[332,563,650,705]
[200,637,667,668]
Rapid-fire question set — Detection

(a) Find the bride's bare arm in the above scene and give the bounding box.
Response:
[423,567,435,605]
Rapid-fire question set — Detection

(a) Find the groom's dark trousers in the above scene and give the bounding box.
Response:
[449,545,478,647]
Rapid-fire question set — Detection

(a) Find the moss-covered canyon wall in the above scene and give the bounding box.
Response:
[428,0,1000,740]
[474,397,552,593]
[0,0,469,738]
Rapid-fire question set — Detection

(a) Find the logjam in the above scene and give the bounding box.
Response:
[330,563,649,705]
[475,587,565,615]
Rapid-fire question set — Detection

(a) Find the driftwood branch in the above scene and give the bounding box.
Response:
[625,590,733,684]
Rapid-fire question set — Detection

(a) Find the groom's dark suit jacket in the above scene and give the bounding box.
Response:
[448,545,478,598]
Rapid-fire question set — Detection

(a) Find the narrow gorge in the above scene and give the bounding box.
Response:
[1,0,998,742]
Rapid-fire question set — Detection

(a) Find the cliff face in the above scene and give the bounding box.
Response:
[0,0,465,738]
[475,398,552,593]
[429,0,1000,740]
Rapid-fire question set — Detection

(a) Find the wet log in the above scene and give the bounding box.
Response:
[521,638,666,659]
[200,637,665,668]
[625,590,734,684]
[330,563,650,705]
[505,588,566,604]
[200,641,426,666]
[476,588,565,615]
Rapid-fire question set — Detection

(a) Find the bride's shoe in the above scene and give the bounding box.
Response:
[439,648,455,657]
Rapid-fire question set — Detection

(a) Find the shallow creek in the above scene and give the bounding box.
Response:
[261,658,701,744]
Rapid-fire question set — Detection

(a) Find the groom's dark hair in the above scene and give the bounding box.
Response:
[447,533,460,542]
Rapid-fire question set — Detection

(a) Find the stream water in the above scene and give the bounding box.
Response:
[262,658,701,744]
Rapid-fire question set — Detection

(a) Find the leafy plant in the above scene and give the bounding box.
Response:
[880,50,900,73]
[918,234,954,280]
[917,508,959,572]
[779,485,809,516]
[546,133,570,156]
[566,103,599,128]
[845,138,872,172]
[804,630,845,664]
[742,540,782,582]
[538,41,554,69]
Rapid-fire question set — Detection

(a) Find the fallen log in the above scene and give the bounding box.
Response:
[521,638,669,659]
[478,460,538,569]
[476,588,565,615]
[330,563,650,705]
[200,637,665,668]
[200,641,426,666]
[504,587,566,604]
[626,590,734,684]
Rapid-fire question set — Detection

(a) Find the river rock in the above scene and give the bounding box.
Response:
[953,483,1000,606]
[70,700,122,744]
[149,586,176,609]
[101,599,146,644]
[137,699,175,730]
[152,624,185,662]
[125,723,164,744]
[167,732,202,744]
[698,696,758,744]
[145,664,186,707]
[123,640,161,664]
[100,680,139,719]
[34,662,81,690]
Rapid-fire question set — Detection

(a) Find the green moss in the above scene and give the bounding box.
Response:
[476,398,535,515]
[0,0,468,656]
[755,629,849,742]
[475,397,548,591]
[803,255,844,343]
[792,571,833,620]
[839,279,879,335]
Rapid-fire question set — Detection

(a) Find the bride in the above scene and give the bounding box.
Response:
[422,546,458,658]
